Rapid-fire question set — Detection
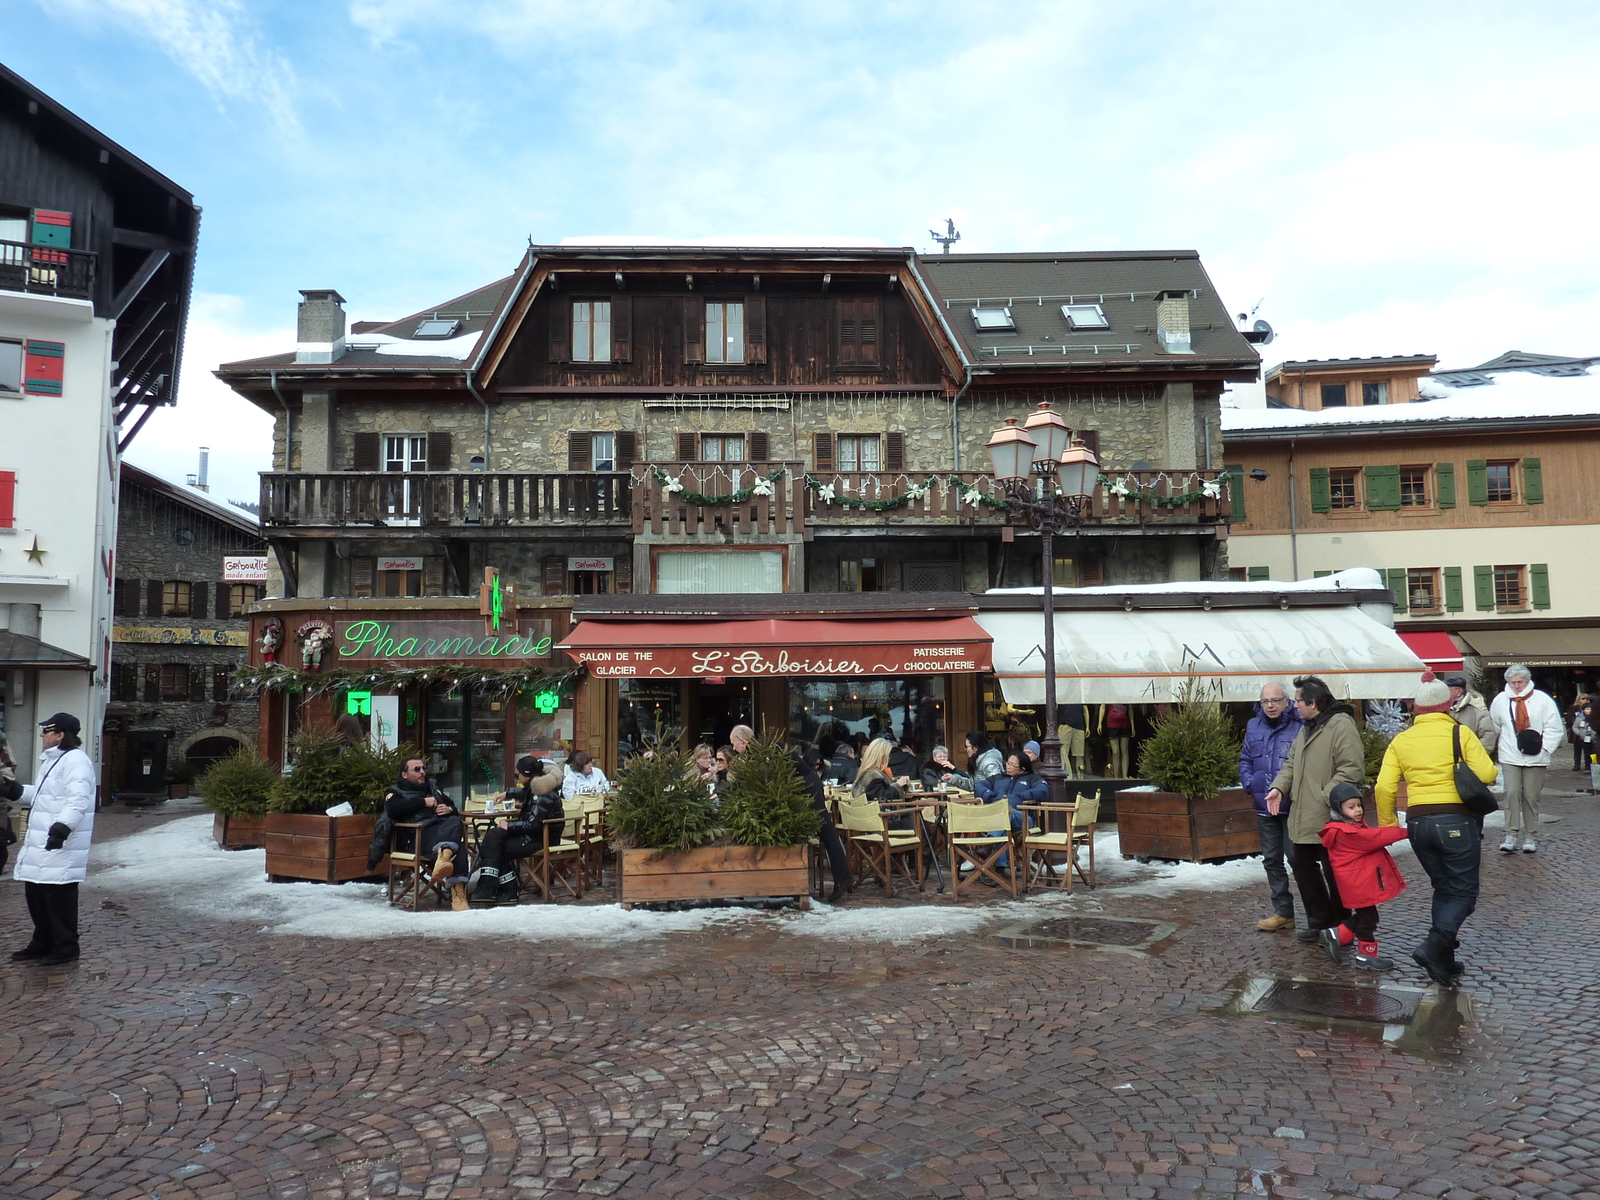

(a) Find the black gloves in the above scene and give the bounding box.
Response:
[45,822,72,850]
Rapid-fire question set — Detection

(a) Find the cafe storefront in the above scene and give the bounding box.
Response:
[245,597,593,801]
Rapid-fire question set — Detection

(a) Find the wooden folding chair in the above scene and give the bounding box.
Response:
[1017,802,1079,893]
[519,815,585,903]
[837,800,925,895]
[1068,792,1099,889]
[579,794,609,887]
[386,821,449,909]
[947,800,1017,899]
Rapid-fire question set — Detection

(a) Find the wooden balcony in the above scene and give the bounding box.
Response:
[260,472,631,530]
[0,241,96,302]
[630,462,807,535]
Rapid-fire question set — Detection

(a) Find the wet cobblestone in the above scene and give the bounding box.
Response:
[3,784,1598,1199]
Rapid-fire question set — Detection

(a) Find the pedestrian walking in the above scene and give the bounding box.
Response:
[1238,681,1303,933]
[1262,675,1364,948]
[1487,664,1564,853]
[1319,782,1409,970]
[1568,695,1593,781]
[10,713,97,965]
[1443,675,1496,756]
[1374,673,1497,984]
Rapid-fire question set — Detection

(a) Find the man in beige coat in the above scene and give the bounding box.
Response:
[1444,675,1496,756]
[1263,675,1366,960]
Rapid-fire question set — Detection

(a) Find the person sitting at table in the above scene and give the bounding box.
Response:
[974,751,1049,879]
[850,739,912,827]
[382,757,469,909]
[712,744,737,797]
[887,737,921,782]
[470,755,564,904]
[922,745,963,790]
[823,740,859,785]
[688,743,718,793]
[561,750,610,800]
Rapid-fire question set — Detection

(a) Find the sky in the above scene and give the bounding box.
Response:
[10,1,1599,508]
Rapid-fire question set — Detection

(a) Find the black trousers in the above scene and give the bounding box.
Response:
[23,881,79,957]
[1346,906,1379,942]
[470,828,545,894]
[817,816,852,893]
[1288,842,1351,931]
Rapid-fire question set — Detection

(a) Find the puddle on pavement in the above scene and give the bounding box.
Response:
[1218,972,1476,1056]
[994,914,1179,953]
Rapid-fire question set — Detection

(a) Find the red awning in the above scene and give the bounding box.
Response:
[559,616,992,678]
[1398,631,1464,671]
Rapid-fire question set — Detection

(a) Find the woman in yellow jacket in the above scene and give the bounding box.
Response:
[1374,674,1497,985]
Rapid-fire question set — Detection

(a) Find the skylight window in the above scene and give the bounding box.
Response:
[1062,303,1109,330]
[971,307,1015,332]
[414,319,462,339]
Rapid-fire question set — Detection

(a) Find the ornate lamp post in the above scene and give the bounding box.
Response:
[985,402,1102,805]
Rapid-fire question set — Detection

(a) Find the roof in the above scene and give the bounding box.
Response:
[0,630,92,670]
[120,462,264,538]
[1223,371,1600,440]
[916,251,1259,375]
[347,275,515,339]
[1431,349,1597,387]
[1265,355,1438,381]
[571,592,978,620]
[979,568,1392,611]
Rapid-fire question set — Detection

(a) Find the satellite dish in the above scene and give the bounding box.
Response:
[1242,319,1275,345]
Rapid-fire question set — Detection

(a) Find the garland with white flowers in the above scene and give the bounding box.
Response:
[1104,474,1227,507]
[652,466,786,505]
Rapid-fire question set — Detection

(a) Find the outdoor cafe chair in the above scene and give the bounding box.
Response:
[837,799,925,895]
[517,814,585,903]
[1016,802,1080,893]
[1068,791,1100,889]
[946,799,1017,899]
[385,821,450,910]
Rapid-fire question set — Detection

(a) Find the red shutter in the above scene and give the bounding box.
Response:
[676,432,698,461]
[813,432,835,472]
[615,430,638,467]
[613,554,633,594]
[884,431,905,471]
[611,295,633,363]
[750,431,770,463]
[549,302,571,362]
[353,431,380,471]
[1076,429,1100,458]
[745,295,767,364]
[683,300,705,365]
[23,340,64,396]
[0,470,13,528]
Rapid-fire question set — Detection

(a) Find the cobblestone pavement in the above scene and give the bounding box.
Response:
[3,778,1598,1200]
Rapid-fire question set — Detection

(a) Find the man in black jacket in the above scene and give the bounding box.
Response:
[382,758,468,909]
[795,746,853,905]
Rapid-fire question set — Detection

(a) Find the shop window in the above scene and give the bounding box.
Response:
[1399,466,1430,507]
[568,568,612,595]
[620,680,681,752]
[655,549,783,594]
[159,663,190,701]
[837,435,881,472]
[1329,468,1360,510]
[378,567,423,598]
[1363,381,1389,405]
[794,678,946,758]
[228,583,260,616]
[161,580,192,617]
[1485,461,1515,503]
[705,301,745,363]
[839,557,883,592]
[1406,568,1441,613]
[1494,565,1526,610]
[572,299,612,362]
[1320,384,1347,408]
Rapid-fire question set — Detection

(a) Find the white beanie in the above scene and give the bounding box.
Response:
[1413,672,1451,713]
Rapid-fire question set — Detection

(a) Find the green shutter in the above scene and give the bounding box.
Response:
[1530,563,1550,610]
[1443,566,1463,612]
[1247,566,1269,582]
[1473,565,1494,611]
[1386,568,1408,613]
[1466,460,1488,505]
[1225,463,1246,523]
[1522,458,1543,504]
[1365,464,1400,510]
[1309,466,1330,513]
[1436,462,1456,508]
[1313,569,1332,578]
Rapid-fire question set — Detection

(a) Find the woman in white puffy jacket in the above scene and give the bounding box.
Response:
[11,713,97,965]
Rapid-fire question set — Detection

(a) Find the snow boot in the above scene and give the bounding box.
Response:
[1411,928,1457,985]
[1445,935,1465,977]
[1350,940,1393,971]
[1318,927,1343,964]
[430,847,456,885]
[451,883,470,912]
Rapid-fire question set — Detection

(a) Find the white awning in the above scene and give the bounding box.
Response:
[977,606,1426,705]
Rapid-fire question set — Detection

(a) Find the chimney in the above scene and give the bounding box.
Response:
[296,289,347,363]
[1156,290,1193,355]
[196,446,210,492]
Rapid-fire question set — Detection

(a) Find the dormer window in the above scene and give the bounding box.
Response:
[971,307,1015,332]
[1062,303,1109,330]
[414,319,461,338]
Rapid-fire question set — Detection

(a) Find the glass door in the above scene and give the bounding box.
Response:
[384,434,428,524]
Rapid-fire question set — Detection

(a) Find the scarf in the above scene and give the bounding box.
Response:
[1512,693,1530,733]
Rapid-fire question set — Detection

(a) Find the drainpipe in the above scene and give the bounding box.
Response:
[465,373,493,467]
[1288,438,1300,582]
[949,373,974,472]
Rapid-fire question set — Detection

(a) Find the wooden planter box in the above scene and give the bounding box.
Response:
[1115,787,1260,863]
[213,811,268,851]
[168,783,190,799]
[264,812,385,883]
[620,845,811,910]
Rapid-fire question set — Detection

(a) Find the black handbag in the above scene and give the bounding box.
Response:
[1452,721,1498,816]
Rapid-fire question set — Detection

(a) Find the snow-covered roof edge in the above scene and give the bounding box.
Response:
[987,567,1385,600]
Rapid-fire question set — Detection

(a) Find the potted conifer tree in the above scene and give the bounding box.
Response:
[263,732,409,883]
[198,749,277,849]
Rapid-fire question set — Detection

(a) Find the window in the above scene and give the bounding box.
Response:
[378,568,422,598]
[839,558,883,592]
[0,340,20,394]
[1363,381,1389,405]
[212,667,232,703]
[1407,568,1441,613]
[1061,303,1109,330]
[384,435,428,472]
[414,319,460,338]
[705,301,745,363]
[1399,466,1430,507]
[655,550,784,594]
[1329,469,1360,509]
[1494,565,1525,610]
[700,434,746,462]
[161,580,192,617]
[228,583,260,616]
[1321,384,1348,408]
[1227,567,1249,582]
[1486,461,1515,502]
[572,300,612,362]
[591,432,616,472]
[159,663,190,701]
[971,307,1015,332]
[836,434,881,472]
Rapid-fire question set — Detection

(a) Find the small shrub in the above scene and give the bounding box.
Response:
[268,732,412,815]
[1360,725,1392,787]
[196,749,277,817]
[721,736,819,847]
[1137,677,1243,801]
[606,729,717,854]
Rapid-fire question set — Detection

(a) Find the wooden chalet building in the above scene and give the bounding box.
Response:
[217,245,1259,794]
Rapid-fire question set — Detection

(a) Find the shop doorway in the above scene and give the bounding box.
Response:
[693,680,755,750]
[423,686,510,802]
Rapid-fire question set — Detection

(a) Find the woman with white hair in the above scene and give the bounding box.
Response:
[1487,664,1564,853]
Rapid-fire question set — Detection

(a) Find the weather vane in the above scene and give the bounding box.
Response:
[930,218,961,254]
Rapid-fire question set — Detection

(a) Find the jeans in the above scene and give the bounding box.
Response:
[1257,814,1294,918]
[1500,763,1545,837]
[1289,841,1350,931]
[1408,811,1482,937]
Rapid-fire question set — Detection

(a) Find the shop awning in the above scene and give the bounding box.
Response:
[1454,627,1600,668]
[0,630,92,671]
[559,616,991,678]
[977,606,1424,704]
[1397,631,1464,672]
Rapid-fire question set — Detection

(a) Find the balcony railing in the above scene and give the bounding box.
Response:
[0,241,96,302]
[260,472,632,528]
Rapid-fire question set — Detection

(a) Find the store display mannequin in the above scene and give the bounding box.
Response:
[1059,704,1089,778]
[1097,704,1133,778]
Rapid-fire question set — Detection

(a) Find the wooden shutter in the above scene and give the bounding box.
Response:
[1473,565,1495,611]
[112,578,129,617]
[189,667,207,703]
[884,431,905,471]
[549,302,570,362]
[0,470,14,529]
[1522,457,1543,503]
[1308,467,1331,513]
[1365,464,1399,510]
[837,298,858,364]
[353,432,380,472]
[1530,563,1550,610]
[613,554,634,594]
[23,340,64,396]
[542,557,565,596]
[676,432,698,462]
[615,430,638,467]
[351,557,375,599]
[683,300,705,365]
[1313,570,1332,578]
[1079,553,1105,587]
[836,297,879,365]
[1386,568,1408,613]
[1224,464,1246,522]
[813,431,835,472]
[1247,566,1269,581]
[1443,566,1463,613]
[749,431,771,463]
[861,299,879,364]
[121,578,142,617]
[745,295,767,364]
[1076,429,1100,458]
[567,431,593,471]
[426,432,452,470]
[1436,462,1456,508]
[147,579,164,617]
[610,294,633,362]
[191,582,208,618]
[143,665,160,703]
[422,557,445,596]
[215,583,231,619]
[30,209,71,248]
[1466,459,1488,505]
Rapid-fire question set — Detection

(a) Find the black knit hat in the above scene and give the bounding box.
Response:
[1328,782,1364,823]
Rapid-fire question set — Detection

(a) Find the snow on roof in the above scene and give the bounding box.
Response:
[340,330,482,360]
[557,235,892,249]
[1225,371,1600,432]
[988,567,1385,598]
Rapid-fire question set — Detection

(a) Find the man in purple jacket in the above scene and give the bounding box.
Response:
[1239,682,1303,932]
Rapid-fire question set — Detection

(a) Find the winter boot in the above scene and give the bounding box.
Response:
[451,883,470,912]
[1318,927,1343,964]
[1411,928,1457,985]
[430,847,456,885]
[1295,927,1321,945]
[1445,935,1466,977]
[1257,914,1294,932]
[1350,940,1393,971]
[470,873,499,903]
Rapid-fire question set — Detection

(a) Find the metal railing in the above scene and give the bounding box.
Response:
[0,240,95,301]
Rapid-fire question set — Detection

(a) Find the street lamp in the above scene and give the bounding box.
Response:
[984,403,1102,807]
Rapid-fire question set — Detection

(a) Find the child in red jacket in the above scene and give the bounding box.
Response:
[1319,782,1409,971]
